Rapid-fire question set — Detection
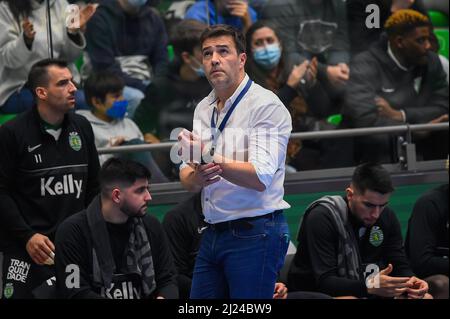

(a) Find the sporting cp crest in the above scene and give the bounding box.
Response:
[69,132,82,151]
[369,226,384,247]
[4,283,14,299]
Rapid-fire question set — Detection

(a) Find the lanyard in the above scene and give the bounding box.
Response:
[209,79,252,156]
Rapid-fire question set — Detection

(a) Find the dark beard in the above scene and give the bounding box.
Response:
[120,199,146,218]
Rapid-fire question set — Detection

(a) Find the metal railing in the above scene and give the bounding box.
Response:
[97,122,449,154]
[95,122,449,204]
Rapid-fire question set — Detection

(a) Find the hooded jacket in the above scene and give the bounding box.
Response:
[76,110,143,164]
[0,0,86,106]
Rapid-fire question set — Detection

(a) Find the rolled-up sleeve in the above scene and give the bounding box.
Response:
[248,101,292,189]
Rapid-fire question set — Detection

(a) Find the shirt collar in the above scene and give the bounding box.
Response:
[387,42,409,71]
[32,105,70,135]
[207,73,250,111]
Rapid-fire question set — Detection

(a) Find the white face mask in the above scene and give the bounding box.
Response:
[189,56,206,77]
[127,0,148,9]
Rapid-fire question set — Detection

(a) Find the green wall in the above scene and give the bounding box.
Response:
[148,182,442,245]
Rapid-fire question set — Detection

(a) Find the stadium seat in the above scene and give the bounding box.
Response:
[434,28,449,58]
[0,113,16,126]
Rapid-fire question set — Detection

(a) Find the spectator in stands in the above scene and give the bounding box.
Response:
[245,21,317,116]
[343,9,449,163]
[0,0,97,113]
[261,0,351,161]
[347,0,429,56]
[245,21,349,170]
[288,162,432,299]
[261,0,350,83]
[135,19,211,140]
[55,158,178,299]
[185,0,258,32]
[0,59,100,299]
[405,182,448,299]
[85,0,169,118]
[248,0,267,15]
[162,193,288,299]
[77,70,168,182]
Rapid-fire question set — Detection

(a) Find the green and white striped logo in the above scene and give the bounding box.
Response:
[369,226,384,247]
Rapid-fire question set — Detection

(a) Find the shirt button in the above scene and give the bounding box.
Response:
[205,198,209,202]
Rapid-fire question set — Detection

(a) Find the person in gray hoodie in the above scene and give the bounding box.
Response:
[0,0,96,113]
[77,70,169,182]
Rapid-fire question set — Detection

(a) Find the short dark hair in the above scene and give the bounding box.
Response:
[27,58,69,98]
[385,9,431,38]
[170,19,207,57]
[99,158,152,195]
[200,24,246,55]
[84,71,125,108]
[351,163,395,195]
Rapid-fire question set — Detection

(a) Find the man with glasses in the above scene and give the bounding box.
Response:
[287,162,432,299]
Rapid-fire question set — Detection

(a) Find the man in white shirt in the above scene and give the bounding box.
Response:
[178,24,292,299]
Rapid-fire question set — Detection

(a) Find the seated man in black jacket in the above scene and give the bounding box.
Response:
[55,158,178,299]
[288,162,432,299]
[343,9,449,163]
[405,182,449,299]
[161,193,204,299]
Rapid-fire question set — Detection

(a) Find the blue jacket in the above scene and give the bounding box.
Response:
[185,0,258,30]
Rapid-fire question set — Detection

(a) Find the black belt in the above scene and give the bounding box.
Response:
[206,210,283,232]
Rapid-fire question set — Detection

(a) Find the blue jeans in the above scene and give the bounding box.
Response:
[190,211,290,299]
[1,88,89,114]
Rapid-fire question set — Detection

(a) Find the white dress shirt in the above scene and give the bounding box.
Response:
[183,74,292,224]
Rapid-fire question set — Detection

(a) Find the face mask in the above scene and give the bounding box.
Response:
[106,100,128,119]
[253,43,281,70]
[189,56,206,77]
[127,0,147,9]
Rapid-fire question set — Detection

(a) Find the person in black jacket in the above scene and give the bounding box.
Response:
[0,58,100,299]
[288,162,432,299]
[343,9,449,163]
[405,183,449,299]
[162,193,204,299]
[55,158,178,299]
